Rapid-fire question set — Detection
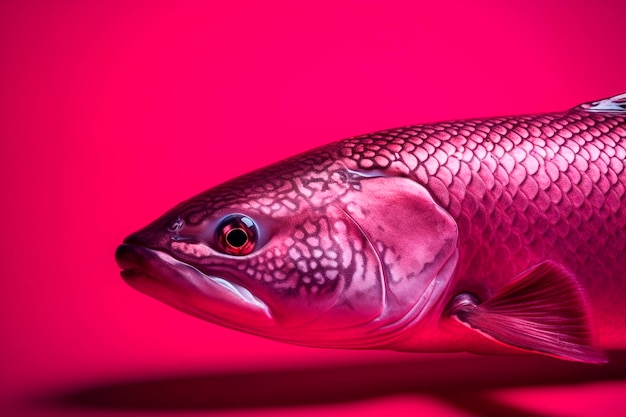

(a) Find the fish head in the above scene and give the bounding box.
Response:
[116,151,459,348]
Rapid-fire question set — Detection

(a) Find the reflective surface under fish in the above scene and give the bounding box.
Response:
[116,93,626,363]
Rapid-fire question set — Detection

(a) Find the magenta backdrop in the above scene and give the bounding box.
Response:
[1,1,625,416]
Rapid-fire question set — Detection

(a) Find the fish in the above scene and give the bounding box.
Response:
[116,92,626,364]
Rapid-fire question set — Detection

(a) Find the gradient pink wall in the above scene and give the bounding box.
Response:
[1,1,625,416]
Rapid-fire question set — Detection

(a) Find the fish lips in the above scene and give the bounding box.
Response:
[115,243,274,328]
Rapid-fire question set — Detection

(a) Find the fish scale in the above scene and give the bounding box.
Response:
[117,93,626,362]
[339,110,626,347]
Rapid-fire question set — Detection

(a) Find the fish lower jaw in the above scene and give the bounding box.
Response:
[115,244,274,325]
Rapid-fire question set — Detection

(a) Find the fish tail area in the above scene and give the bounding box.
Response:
[576,92,626,113]
[451,261,608,364]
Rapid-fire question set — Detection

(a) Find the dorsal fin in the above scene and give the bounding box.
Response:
[576,92,626,113]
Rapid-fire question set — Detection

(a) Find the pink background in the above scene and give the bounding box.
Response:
[1,1,625,416]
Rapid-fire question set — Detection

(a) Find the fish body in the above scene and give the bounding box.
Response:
[116,93,626,363]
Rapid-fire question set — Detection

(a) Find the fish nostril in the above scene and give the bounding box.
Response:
[168,217,185,233]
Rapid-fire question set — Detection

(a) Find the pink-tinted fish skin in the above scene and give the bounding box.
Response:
[340,102,626,350]
[116,93,626,363]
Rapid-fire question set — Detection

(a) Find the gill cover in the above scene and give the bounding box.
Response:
[327,173,459,344]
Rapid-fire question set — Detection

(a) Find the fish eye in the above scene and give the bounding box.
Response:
[216,214,258,256]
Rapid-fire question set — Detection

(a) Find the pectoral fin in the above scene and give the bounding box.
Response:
[449,261,608,364]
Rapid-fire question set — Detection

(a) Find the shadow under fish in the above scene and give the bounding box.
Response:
[42,351,626,413]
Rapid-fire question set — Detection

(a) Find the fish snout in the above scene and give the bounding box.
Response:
[116,227,170,273]
[115,241,162,275]
[122,230,146,246]
[115,243,139,271]
[121,218,178,249]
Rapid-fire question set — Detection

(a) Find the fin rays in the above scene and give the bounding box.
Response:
[451,261,608,364]
[577,92,626,113]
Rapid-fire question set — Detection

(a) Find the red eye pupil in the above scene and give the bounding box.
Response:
[216,215,258,256]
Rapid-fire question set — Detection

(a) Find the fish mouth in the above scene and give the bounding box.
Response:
[115,244,274,327]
